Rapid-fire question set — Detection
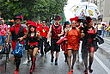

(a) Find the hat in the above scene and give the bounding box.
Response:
[14,15,23,21]
[29,21,37,27]
[70,16,79,22]
[54,16,62,21]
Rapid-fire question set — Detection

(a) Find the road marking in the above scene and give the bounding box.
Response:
[95,55,110,74]
[104,38,110,42]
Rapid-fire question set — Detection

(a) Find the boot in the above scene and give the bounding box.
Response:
[64,53,67,62]
[55,58,58,65]
[51,55,54,62]
[30,57,36,72]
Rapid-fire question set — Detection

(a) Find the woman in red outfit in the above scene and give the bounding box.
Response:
[67,17,81,74]
[27,23,40,73]
[81,17,97,74]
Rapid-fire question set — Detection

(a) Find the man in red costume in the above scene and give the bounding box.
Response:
[9,15,27,74]
[47,16,63,65]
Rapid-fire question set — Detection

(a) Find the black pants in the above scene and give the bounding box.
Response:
[39,37,47,55]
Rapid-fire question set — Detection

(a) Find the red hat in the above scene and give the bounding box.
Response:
[14,15,23,21]
[26,21,34,24]
[70,16,79,22]
[29,22,37,27]
[54,16,62,21]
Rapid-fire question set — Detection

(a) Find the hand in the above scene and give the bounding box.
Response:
[18,37,24,41]
[58,34,62,37]
[47,38,50,42]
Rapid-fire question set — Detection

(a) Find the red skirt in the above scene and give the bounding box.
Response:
[61,41,67,51]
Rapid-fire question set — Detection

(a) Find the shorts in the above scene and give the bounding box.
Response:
[51,38,60,52]
[28,45,39,49]
[0,35,6,45]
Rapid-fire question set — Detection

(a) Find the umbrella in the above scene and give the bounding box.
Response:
[71,2,100,19]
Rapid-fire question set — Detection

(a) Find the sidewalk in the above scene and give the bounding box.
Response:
[99,37,110,55]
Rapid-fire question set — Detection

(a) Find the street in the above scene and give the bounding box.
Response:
[0,37,110,74]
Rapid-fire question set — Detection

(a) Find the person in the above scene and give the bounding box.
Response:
[26,22,40,73]
[97,23,102,36]
[9,15,27,74]
[0,19,9,52]
[66,17,81,74]
[35,20,44,56]
[25,21,36,63]
[57,21,71,62]
[37,21,49,56]
[47,16,63,65]
[81,16,97,74]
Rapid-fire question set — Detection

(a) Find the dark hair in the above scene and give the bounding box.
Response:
[86,16,92,24]
[63,21,70,29]
[28,26,36,33]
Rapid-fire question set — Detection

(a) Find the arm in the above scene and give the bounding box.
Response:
[18,27,27,41]
[47,25,52,39]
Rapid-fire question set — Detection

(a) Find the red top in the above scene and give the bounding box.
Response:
[36,24,49,38]
[10,24,27,44]
[40,26,49,38]
[67,29,81,50]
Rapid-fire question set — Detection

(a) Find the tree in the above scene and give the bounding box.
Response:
[0,0,67,20]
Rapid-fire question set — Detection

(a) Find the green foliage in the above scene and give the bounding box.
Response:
[0,0,67,21]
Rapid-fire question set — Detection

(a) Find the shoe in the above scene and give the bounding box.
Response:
[68,72,72,74]
[84,70,88,74]
[55,62,58,65]
[89,68,93,73]
[14,69,19,74]
[41,54,44,57]
[55,59,58,65]
[64,59,67,62]
[30,65,35,73]
[70,69,74,72]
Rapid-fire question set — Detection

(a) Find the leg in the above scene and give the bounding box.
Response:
[55,51,59,65]
[64,51,68,62]
[29,47,38,72]
[82,50,88,74]
[14,56,21,74]
[67,49,73,72]
[51,50,54,62]
[71,50,78,71]
[40,38,44,57]
[88,47,95,73]
[0,35,3,51]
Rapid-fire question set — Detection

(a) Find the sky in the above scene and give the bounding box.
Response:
[64,0,81,21]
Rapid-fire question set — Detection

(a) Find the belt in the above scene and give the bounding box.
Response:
[29,42,39,45]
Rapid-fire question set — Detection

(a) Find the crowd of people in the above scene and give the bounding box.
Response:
[0,15,105,74]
